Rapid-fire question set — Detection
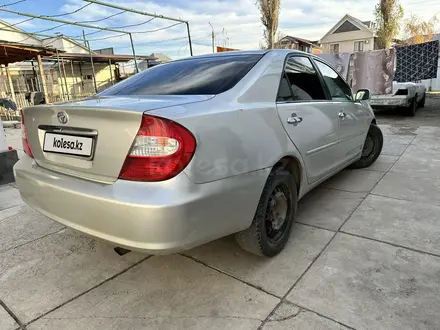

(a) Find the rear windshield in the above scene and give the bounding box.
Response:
[98,54,263,96]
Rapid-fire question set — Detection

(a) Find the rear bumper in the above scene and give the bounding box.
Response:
[14,155,269,254]
[369,96,409,108]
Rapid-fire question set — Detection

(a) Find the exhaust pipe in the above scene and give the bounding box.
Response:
[114,247,131,256]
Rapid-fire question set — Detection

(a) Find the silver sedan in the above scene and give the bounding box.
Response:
[14,50,383,257]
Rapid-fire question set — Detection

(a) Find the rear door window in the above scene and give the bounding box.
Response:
[98,54,263,96]
[314,60,353,101]
[277,56,327,101]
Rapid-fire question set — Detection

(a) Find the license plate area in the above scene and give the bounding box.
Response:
[43,132,94,157]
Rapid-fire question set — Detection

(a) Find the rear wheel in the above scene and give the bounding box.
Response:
[350,123,383,169]
[235,167,297,257]
[418,93,426,108]
[406,95,417,116]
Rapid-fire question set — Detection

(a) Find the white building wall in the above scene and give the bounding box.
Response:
[321,30,374,53]
[41,37,64,50]
[0,22,41,46]
[42,38,89,54]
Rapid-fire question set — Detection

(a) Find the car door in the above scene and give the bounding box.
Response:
[276,55,341,184]
[313,59,368,164]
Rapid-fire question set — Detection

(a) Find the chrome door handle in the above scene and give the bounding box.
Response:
[287,114,303,125]
[338,112,346,118]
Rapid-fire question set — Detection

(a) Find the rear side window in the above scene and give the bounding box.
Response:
[277,56,326,101]
[98,54,263,96]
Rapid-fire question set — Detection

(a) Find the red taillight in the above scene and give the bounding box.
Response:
[20,110,33,158]
[119,115,196,181]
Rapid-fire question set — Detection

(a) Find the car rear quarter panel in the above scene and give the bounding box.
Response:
[149,51,306,188]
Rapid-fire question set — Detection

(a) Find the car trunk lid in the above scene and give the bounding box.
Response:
[22,95,212,183]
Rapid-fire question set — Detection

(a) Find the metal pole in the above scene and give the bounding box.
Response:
[83,0,186,23]
[78,62,84,88]
[186,22,193,56]
[208,22,215,53]
[108,59,114,85]
[0,26,84,41]
[128,33,139,73]
[70,61,77,99]
[81,1,193,60]
[0,8,129,34]
[5,65,16,104]
[82,30,87,49]
[30,60,38,89]
[37,54,49,103]
[61,58,70,101]
[85,40,98,93]
[55,49,66,101]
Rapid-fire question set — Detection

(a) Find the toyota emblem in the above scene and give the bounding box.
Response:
[57,111,69,124]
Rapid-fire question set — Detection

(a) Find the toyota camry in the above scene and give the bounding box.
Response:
[14,50,383,257]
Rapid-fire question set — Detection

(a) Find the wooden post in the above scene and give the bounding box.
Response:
[5,65,16,104]
[37,54,49,104]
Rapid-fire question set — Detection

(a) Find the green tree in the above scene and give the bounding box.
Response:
[256,0,281,49]
[374,0,404,49]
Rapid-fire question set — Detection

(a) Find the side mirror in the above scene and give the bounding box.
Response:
[355,89,370,101]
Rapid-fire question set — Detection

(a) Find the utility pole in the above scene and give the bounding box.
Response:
[208,22,215,53]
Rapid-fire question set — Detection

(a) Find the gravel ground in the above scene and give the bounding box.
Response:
[375,95,440,127]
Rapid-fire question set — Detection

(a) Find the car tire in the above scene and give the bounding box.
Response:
[350,123,383,169]
[406,95,417,116]
[235,167,297,257]
[418,93,426,108]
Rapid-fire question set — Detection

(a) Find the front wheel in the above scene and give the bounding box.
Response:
[350,123,383,169]
[418,93,426,108]
[235,167,297,257]
[406,95,417,116]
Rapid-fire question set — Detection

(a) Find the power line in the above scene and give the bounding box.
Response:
[131,22,183,34]
[87,33,127,41]
[32,9,128,35]
[74,17,157,38]
[43,3,92,18]
[75,19,182,39]
[112,36,199,50]
[34,23,68,33]
[0,0,25,8]
[10,3,92,27]
[111,17,155,29]
[80,10,127,24]
[10,17,33,26]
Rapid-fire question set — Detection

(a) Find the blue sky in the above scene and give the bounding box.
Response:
[0,0,439,59]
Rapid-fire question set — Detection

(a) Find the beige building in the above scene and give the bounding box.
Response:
[319,14,375,53]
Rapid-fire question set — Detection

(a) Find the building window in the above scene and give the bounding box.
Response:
[330,43,339,53]
[354,41,365,52]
